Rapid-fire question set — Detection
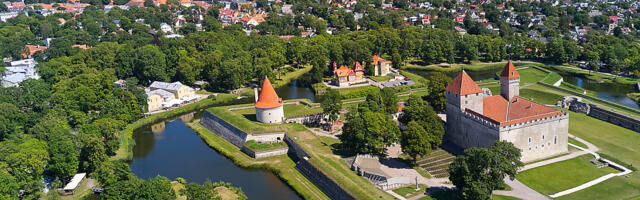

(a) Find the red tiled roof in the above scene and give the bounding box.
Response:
[500,61,519,79]
[475,96,563,126]
[353,62,363,71]
[335,65,351,77]
[23,45,47,58]
[445,71,482,95]
[255,77,282,109]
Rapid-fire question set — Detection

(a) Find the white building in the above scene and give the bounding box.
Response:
[254,77,284,124]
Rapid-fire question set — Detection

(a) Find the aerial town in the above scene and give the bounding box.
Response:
[1,0,640,199]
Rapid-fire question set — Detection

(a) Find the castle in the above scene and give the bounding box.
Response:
[445,62,569,162]
[254,77,284,124]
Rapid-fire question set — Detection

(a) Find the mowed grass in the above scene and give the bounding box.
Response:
[518,88,563,105]
[393,184,427,198]
[517,67,549,85]
[517,155,618,195]
[230,103,322,118]
[553,110,640,200]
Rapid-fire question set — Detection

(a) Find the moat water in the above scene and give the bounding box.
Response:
[129,113,301,200]
[275,79,320,102]
[560,75,639,110]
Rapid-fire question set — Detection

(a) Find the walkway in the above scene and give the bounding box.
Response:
[548,142,633,198]
[494,178,550,200]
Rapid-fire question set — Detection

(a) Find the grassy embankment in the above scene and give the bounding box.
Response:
[271,65,312,88]
[171,181,241,200]
[201,104,395,199]
[544,64,639,85]
[392,184,428,198]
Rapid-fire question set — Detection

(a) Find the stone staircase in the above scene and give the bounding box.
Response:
[416,149,456,178]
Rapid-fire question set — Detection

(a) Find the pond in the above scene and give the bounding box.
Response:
[129,112,301,200]
[561,75,639,110]
[275,79,320,102]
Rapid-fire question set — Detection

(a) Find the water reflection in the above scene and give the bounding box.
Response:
[130,114,301,200]
[561,75,639,110]
[275,80,320,102]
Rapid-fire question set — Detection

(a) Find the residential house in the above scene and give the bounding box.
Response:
[2,58,39,87]
[23,45,47,58]
[146,89,175,112]
[332,61,364,87]
[370,55,392,76]
[149,81,195,100]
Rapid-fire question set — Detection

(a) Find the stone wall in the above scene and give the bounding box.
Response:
[200,111,248,147]
[285,113,326,125]
[499,113,569,162]
[561,96,640,133]
[241,147,289,158]
[245,132,286,143]
[285,135,355,200]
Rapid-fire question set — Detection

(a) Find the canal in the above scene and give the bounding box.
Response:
[275,79,320,102]
[561,75,639,110]
[129,112,301,200]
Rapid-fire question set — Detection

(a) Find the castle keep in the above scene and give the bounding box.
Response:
[445,62,569,162]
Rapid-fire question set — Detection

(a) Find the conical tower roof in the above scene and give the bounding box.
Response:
[255,77,282,109]
[500,61,520,79]
[445,71,482,95]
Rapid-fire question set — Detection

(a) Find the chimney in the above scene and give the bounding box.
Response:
[254,87,259,102]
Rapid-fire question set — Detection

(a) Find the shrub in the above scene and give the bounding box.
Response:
[176,177,186,184]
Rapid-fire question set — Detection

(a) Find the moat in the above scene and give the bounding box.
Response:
[129,113,301,200]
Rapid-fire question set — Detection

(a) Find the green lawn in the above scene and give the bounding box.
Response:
[230,103,323,118]
[244,140,288,151]
[551,110,640,200]
[516,67,549,85]
[517,154,618,195]
[518,88,563,105]
[337,85,380,99]
[272,65,312,88]
[568,137,587,149]
[393,184,427,198]
[370,75,394,82]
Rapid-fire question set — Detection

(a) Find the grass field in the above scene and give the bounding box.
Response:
[370,75,394,82]
[393,184,428,198]
[518,88,563,105]
[244,140,288,151]
[517,67,549,85]
[568,137,587,149]
[517,155,618,195]
[272,65,312,88]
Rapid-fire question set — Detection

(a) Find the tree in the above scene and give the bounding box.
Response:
[400,95,445,149]
[46,138,79,181]
[341,110,400,157]
[400,121,431,163]
[6,139,50,198]
[135,45,170,84]
[381,87,398,114]
[133,176,176,200]
[181,181,218,200]
[426,72,452,111]
[391,49,402,68]
[321,89,342,123]
[448,141,523,200]
[80,136,108,174]
[0,169,19,199]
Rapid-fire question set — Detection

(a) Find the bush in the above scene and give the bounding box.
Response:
[176,177,186,184]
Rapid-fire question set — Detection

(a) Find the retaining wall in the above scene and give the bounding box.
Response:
[560,97,640,133]
[285,135,356,200]
[200,111,248,147]
[242,147,289,158]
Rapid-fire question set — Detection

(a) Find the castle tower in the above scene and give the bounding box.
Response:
[445,71,484,113]
[255,77,284,124]
[500,61,520,100]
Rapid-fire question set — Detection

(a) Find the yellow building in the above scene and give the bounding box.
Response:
[146,89,175,112]
[149,81,195,99]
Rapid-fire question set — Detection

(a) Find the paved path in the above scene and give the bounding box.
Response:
[386,190,407,200]
[494,178,550,200]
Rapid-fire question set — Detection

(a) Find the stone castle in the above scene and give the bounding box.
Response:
[445,62,569,162]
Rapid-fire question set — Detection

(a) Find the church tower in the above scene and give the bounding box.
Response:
[500,61,520,100]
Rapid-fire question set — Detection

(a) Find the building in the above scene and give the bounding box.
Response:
[1,58,39,87]
[332,61,365,87]
[254,77,284,124]
[62,173,86,195]
[370,56,392,76]
[146,81,196,112]
[445,62,568,162]
[149,81,195,99]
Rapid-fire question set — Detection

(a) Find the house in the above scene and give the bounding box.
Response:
[160,23,172,33]
[22,45,47,58]
[445,62,568,162]
[2,58,39,87]
[0,12,18,22]
[332,61,365,87]
[146,89,175,112]
[62,173,86,195]
[149,81,195,100]
[370,55,392,76]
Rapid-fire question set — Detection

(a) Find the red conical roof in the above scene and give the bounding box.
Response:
[353,62,363,71]
[500,61,520,79]
[255,77,282,109]
[445,71,482,95]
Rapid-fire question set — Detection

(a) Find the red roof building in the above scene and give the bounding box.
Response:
[23,45,47,58]
[500,61,520,79]
[445,70,483,95]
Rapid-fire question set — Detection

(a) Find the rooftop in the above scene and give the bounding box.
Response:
[254,77,282,109]
[445,70,482,95]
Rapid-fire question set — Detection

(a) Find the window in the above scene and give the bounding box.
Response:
[465,100,468,104]
[528,137,532,143]
[542,135,545,140]
[554,136,557,144]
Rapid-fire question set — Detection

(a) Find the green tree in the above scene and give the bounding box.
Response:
[80,136,108,174]
[400,121,431,163]
[381,87,398,114]
[180,181,218,200]
[448,141,523,200]
[321,89,342,123]
[6,139,50,198]
[399,95,445,149]
[133,176,176,200]
[341,110,399,157]
[0,169,19,199]
[135,45,170,84]
[426,72,452,111]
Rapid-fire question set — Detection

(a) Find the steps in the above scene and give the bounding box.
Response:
[415,149,456,178]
